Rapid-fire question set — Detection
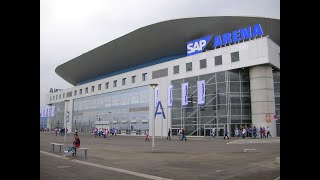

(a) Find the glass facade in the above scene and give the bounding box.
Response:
[72,86,150,134]
[273,70,280,136]
[171,69,251,136]
[48,102,65,130]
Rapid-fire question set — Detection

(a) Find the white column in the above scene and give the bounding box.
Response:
[249,65,277,137]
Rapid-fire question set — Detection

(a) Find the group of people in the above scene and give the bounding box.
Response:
[54,128,68,136]
[209,126,272,140]
[145,128,185,141]
[234,126,272,139]
[40,128,49,132]
[93,128,117,139]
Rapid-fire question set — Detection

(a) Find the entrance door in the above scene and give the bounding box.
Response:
[204,125,217,136]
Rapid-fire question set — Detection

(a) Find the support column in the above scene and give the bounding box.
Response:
[249,65,277,137]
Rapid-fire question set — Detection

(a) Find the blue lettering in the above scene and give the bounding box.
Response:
[240,26,252,40]
[213,35,222,48]
[222,33,232,45]
[232,30,240,43]
[252,24,264,37]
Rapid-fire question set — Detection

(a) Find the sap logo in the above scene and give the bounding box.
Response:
[187,34,213,56]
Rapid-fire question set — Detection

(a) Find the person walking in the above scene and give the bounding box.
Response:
[224,129,230,139]
[259,127,263,138]
[145,131,150,141]
[253,126,257,139]
[242,128,246,139]
[114,129,117,136]
[167,128,171,140]
[181,128,187,141]
[211,127,216,139]
[235,128,239,138]
[75,128,78,136]
[266,126,272,138]
[262,127,267,138]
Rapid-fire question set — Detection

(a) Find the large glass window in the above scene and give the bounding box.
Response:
[73,86,150,134]
[171,68,251,136]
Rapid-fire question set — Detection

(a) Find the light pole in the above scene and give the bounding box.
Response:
[149,83,158,152]
[64,100,70,143]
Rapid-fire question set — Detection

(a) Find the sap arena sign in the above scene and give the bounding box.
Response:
[187,35,213,56]
[186,24,264,56]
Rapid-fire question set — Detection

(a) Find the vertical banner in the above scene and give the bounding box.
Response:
[43,107,48,118]
[168,85,173,107]
[155,87,159,107]
[181,83,188,106]
[197,80,205,105]
[51,106,55,117]
[46,107,50,117]
[41,108,45,117]
[48,107,52,117]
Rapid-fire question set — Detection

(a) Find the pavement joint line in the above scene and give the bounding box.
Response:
[40,150,172,180]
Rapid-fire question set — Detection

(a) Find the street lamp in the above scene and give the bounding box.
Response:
[149,83,158,152]
[64,100,70,143]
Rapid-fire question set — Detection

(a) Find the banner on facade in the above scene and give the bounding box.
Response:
[155,87,159,108]
[51,106,55,117]
[41,108,46,118]
[168,85,173,107]
[181,83,188,106]
[197,80,205,105]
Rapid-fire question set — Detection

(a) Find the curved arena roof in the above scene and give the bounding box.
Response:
[56,16,280,86]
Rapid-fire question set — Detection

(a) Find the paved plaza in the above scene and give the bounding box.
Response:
[40,133,280,180]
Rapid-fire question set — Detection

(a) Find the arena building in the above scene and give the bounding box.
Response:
[44,16,280,137]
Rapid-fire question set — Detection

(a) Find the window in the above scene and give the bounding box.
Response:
[200,59,207,69]
[231,51,239,62]
[142,73,147,81]
[74,90,77,96]
[132,76,136,83]
[66,91,72,97]
[113,80,117,87]
[53,96,54,100]
[173,65,179,74]
[186,62,192,72]
[152,68,168,79]
[91,86,95,92]
[122,78,126,85]
[105,82,109,89]
[98,84,101,91]
[85,87,88,93]
[56,95,58,99]
[59,94,61,99]
[50,97,51,101]
[63,93,65,98]
[215,55,222,66]
[80,89,82,95]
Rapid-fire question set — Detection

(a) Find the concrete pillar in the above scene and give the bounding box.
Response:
[249,65,277,137]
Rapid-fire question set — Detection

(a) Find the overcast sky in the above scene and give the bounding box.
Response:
[40,0,280,109]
